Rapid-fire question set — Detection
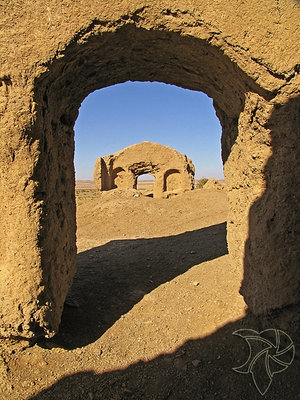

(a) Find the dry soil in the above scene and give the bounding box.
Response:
[0,186,299,400]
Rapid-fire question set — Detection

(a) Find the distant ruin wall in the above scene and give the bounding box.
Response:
[94,142,195,198]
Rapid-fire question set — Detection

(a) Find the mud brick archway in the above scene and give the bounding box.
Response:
[93,141,195,198]
[0,1,299,338]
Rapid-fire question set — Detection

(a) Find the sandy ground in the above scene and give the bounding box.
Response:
[0,187,299,400]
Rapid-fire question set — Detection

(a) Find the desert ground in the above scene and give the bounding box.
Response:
[0,182,299,400]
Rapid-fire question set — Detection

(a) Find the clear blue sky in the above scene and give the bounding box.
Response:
[74,81,224,180]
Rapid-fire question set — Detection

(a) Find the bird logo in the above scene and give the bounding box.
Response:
[232,328,295,395]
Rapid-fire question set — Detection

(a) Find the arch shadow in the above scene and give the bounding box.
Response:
[38,222,228,350]
[29,311,300,400]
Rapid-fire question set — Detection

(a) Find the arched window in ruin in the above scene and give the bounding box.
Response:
[136,173,155,196]
[111,167,126,189]
[163,169,181,193]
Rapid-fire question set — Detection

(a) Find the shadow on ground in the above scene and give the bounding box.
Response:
[29,311,300,400]
[38,223,228,350]
[33,219,299,399]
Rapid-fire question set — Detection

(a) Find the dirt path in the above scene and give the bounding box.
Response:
[0,189,299,399]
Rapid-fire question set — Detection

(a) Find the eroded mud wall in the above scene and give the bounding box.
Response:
[0,0,299,337]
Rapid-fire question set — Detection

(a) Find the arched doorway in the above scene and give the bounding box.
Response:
[1,16,298,339]
[163,169,180,193]
[112,167,126,189]
[136,173,155,195]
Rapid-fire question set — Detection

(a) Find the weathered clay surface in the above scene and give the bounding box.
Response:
[0,0,299,338]
[94,142,195,198]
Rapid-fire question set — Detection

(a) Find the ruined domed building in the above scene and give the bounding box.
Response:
[94,141,195,198]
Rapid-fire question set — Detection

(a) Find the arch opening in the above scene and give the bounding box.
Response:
[163,169,181,193]
[112,167,126,189]
[136,173,155,196]
[74,81,223,183]
[1,23,283,339]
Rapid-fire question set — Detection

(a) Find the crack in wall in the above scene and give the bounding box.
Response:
[275,0,282,21]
